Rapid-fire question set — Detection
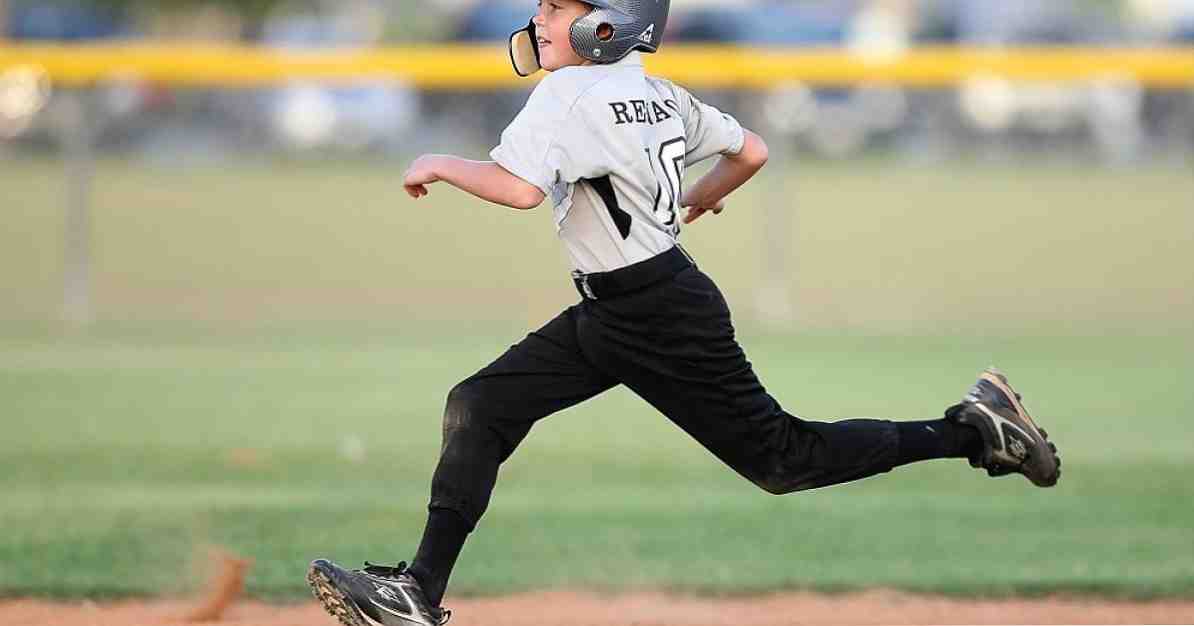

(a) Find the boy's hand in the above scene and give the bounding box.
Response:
[403,155,442,199]
[682,198,726,224]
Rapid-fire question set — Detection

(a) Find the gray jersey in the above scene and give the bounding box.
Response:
[491,52,745,274]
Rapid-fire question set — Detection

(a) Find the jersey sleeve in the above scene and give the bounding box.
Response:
[491,71,611,197]
[490,77,575,196]
[674,85,746,166]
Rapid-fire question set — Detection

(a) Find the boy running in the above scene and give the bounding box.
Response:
[307,2,1061,625]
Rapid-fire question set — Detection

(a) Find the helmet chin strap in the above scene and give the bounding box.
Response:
[509,20,542,77]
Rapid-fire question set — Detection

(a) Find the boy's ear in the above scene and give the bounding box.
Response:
[509,20,542,77]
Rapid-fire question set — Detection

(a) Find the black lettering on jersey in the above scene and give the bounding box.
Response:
[663,99,679,114]
[651,101,672,122]
[609,102,633,125]
[586,175,632,240]
[609,99,673,126]
[631,100,648,124]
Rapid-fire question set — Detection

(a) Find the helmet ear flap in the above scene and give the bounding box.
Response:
[509,20,542,77]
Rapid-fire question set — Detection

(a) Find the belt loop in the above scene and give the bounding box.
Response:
[572,270,597,300]
[570,247,692,300]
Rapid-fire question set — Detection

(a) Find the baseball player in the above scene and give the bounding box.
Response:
[307,1,1062,625]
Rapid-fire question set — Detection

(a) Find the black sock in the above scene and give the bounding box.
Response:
[409,508,472,608]
[894,419,982,466]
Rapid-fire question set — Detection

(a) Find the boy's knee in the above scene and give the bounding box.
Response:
[753,475,799,496]
[442,378,530,465]
[750,461,815,495]
[443,381,485,432]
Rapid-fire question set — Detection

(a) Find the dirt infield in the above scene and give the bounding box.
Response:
[6,591,1194,626]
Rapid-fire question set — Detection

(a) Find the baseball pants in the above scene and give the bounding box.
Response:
[425,258,901,529]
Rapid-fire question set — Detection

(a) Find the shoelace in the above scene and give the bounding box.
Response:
[362,560,409,579]
[360,561,452,625]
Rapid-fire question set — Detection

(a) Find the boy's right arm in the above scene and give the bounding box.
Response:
[404,154,546,210]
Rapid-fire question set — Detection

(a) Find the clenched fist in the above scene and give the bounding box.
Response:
[681,197,726,224]
[403,155,443,199]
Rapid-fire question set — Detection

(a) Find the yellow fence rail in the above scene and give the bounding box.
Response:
[1,43,1193,88]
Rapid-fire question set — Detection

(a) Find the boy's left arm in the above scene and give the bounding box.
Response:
[404,155,546,210]
[680,129,769,224]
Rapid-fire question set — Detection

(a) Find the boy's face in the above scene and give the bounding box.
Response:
[533,0,594,71]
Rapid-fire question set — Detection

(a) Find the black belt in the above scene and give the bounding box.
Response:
[572,246,694,301]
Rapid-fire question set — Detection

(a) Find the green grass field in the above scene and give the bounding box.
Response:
[2,155,1191,330]
[1,156,1192,599]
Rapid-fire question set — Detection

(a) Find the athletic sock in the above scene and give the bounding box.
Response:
[894,418,982,466]
[408,508,472,608]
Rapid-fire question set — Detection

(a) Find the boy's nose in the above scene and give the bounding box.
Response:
[532,12,546,27]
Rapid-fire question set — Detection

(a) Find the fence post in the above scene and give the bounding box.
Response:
[58,88,94,328]
[756,138,795,326]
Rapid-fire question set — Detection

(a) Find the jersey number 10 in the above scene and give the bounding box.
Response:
[651,137,686,235]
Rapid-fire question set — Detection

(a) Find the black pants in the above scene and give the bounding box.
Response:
[428,265,900,528]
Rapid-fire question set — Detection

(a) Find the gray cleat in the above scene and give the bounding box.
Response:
[947,367,1061,487]
[307,559,450,626]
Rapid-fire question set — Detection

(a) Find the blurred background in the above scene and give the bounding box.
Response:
[2,0,1193,328]
[4,0,1194,158]
[4,1,1194,162]
[1,0,1193,605]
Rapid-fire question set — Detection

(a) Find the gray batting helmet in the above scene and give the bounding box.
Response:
[509,0,670,76]
[571,0,670,64]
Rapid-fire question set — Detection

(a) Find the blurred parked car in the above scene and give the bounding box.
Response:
[1138,19,1194,154]
[6,0,127,40]
[668,1,910,157]
[931,0,1144,158]
[436,1,541,147]
[1,0,164,146]
[260,13,419,152]
[454,1,534,42]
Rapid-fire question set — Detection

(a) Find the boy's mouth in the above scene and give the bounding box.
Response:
[537,37,551,48]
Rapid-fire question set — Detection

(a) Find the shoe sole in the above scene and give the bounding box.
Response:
[975,368,1061,487]
[308,565,371,626]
